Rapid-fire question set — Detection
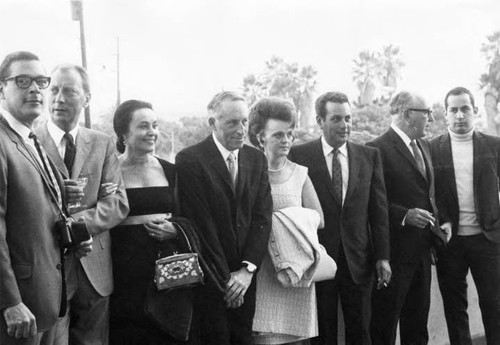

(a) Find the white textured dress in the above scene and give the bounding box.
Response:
[253,163,318,344]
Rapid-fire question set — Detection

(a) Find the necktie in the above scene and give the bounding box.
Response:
[332,149,343,205]
[410,140,427,178]
[29,132,63,208]
[64,132,76,178]
[227,152,237,190]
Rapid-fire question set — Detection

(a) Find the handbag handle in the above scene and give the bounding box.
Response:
[172,222,194,253]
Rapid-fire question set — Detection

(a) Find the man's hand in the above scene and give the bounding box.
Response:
[440,222,452,243]
[3,302,37,339]
[405,208,436,229]
[376,259,391,290]
[74,237,93,259]
[99,182,118,198]
[64,180,85,204]
[224,268,253,308]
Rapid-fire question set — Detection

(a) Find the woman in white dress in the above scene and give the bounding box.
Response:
[249,97,325,345]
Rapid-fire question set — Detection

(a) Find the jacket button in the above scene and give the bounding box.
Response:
[56,264,62,270]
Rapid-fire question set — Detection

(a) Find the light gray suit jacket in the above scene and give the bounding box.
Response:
[0,115,63,331]
[35,121,129,297]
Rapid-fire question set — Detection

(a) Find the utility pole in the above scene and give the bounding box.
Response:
[70,0,91,128]
[116,37,121,108]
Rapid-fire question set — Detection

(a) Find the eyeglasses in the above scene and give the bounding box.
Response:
[405,108,433,116]
[2,75,51,89]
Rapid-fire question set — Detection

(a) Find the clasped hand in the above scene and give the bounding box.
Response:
[144,219,178,241]
[224,269,253,309]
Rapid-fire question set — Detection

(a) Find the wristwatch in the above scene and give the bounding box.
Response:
[241,261,257,274]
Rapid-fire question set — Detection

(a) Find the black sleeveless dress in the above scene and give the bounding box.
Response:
[109,158,182,345]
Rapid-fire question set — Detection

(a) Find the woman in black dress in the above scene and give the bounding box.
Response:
[109,100,183,344]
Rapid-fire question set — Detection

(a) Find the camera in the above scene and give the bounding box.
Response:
[55,217,91,249]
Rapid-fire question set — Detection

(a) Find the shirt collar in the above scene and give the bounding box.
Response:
[212,132,239,161]
[321,135,348,157]
[47,119,79,146]
[0,107,32,143]
[391,123,412,147]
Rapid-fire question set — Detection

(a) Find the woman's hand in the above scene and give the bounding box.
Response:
[144,218,178,241]
[99,182,118,198]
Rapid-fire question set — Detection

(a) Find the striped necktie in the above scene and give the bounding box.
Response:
[410,140,427,179]
[29,132,63,208]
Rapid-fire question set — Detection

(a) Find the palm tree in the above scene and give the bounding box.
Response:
[480,31,500,135]
[352,50,380,107]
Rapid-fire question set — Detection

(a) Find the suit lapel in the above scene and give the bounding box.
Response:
[417,139,430,182]
[0,116,59,201]
[205,136,234,194]
[388,128,427,182]
[439,133,459,205]
[72,128,91,179]
[310,139,339,204]
[236,146,249,199]
[345,142,360,204]
[473,131,485,192]
[36,123,68,179]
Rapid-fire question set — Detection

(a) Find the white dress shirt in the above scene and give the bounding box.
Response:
[321,136,349,205]
[47,120,79,160]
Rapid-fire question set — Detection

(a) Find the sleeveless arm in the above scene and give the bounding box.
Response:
[302,175,325,229]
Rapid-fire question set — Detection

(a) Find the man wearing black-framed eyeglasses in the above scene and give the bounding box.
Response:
[430,86,500,345]
[367,91,449,345]
[3,75,51,90]
[0,51,91,345]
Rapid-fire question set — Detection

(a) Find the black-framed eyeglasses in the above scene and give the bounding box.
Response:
[2,75,51,89]
[405,108,433,119]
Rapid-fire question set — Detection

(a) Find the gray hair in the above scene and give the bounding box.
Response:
[52,64,90,94]
[207,91,245,117]
[389,91,415,115]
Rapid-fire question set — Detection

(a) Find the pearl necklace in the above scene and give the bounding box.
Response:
[268,158,287,172]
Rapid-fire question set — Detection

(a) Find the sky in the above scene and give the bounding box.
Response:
[1,0,499,122]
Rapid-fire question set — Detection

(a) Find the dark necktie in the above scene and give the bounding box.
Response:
[332,149,343,205]
[64,132,76,177]
[227,152,237,190]
[29,132,63,208]
[410,140,427,178]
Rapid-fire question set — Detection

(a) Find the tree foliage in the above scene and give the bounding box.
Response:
[352,45,405,107]
[241,56,318,128]
[480,31,500,135]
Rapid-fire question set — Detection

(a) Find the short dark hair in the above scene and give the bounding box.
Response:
[113,99,153,153]
[315,92,350,120]
[248,97,297,148]
[52,64,90,94]
[444,86,475,109]
[207,91,245,117]
[0,51,40,81]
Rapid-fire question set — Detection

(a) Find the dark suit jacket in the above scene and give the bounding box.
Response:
[0,115,64,331]
[367,128,446,263]
[175,135,272,288]
[289,139,389,284]
[35,122,129,297]
[430,131,500,243]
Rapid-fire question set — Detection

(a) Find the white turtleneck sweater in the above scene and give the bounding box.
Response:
[449,128,482,236]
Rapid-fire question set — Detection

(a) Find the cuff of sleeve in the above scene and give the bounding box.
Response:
[242,261,257,272]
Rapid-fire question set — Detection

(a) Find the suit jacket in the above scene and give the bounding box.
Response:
[35,122,129,296]
[289,139,389,284]
[0,115,64,331]
[175,135,272,287]
[430,130,500,243]
[367,128,445,263]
